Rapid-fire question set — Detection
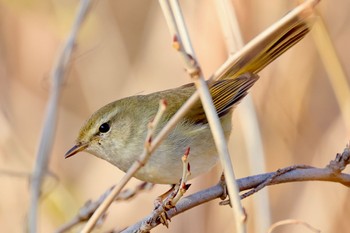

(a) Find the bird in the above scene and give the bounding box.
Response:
[65,73,258,184]
[65,18,311,184]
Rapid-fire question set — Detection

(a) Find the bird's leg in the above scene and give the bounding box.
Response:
[218,172,231,206]
[153,184,176,209]
[153,147,192,227]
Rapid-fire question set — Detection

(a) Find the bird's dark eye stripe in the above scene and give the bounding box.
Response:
[99,122,110,133]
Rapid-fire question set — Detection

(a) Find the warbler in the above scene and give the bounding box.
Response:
[65,73,257,184]
[65,18,311,184]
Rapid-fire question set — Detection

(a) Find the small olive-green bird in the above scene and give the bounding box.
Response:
[65,19,311,184]
[65,73,257,184]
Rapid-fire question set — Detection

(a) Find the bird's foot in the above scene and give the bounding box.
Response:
[153,148,192,227]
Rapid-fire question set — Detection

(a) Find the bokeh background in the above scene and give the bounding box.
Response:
[0,0,349,232]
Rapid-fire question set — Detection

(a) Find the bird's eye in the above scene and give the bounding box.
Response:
[99,122,110,133]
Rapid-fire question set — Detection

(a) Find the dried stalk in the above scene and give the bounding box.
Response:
[28,1,92,232]
[215,0,271,230]
[159,0,246,232]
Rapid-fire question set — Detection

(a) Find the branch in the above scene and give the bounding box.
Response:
[55,182,154,233]
[59,144,350,233]
[120,145,350,233]
[28,1,93,232]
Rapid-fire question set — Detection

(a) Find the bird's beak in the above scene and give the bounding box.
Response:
[65,142,88,159]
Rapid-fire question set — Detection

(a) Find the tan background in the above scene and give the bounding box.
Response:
[0,0,349,232]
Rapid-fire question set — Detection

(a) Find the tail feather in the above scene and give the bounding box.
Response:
[211,73,259,117]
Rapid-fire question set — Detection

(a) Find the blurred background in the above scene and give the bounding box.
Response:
[0,0,349,232]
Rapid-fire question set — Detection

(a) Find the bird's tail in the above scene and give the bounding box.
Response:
[214,0,318,81]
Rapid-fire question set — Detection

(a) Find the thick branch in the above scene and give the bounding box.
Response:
[121,162,350,232]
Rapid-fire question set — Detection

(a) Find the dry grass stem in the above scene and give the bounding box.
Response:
[215,0,271,230]
[28,0,93,232]
[159,0,246,231]
[311,14,350,130]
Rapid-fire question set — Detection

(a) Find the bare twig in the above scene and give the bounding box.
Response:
[327,143,350,173]
[55,186,113,233]
[159,0,246,232]
[239,165,313,200]
[215,0,271,230]
[170,147,191,205]
[116,182,155,201]
[56,182,154,233]
[81,100,167,233]
[28,1,93,232]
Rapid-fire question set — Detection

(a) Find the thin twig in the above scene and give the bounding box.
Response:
[215,0,271,231]
[116,182,155,201]
[56,182,154,233]
[81,100,167,233]
[28,1,93,232]
[159,0,246,232]
[239,165,313,200]
[327,143,350,173]
[169,147,191,206]
[55,186,113,233]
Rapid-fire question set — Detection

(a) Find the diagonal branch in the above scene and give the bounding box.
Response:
[159,0,245,232]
